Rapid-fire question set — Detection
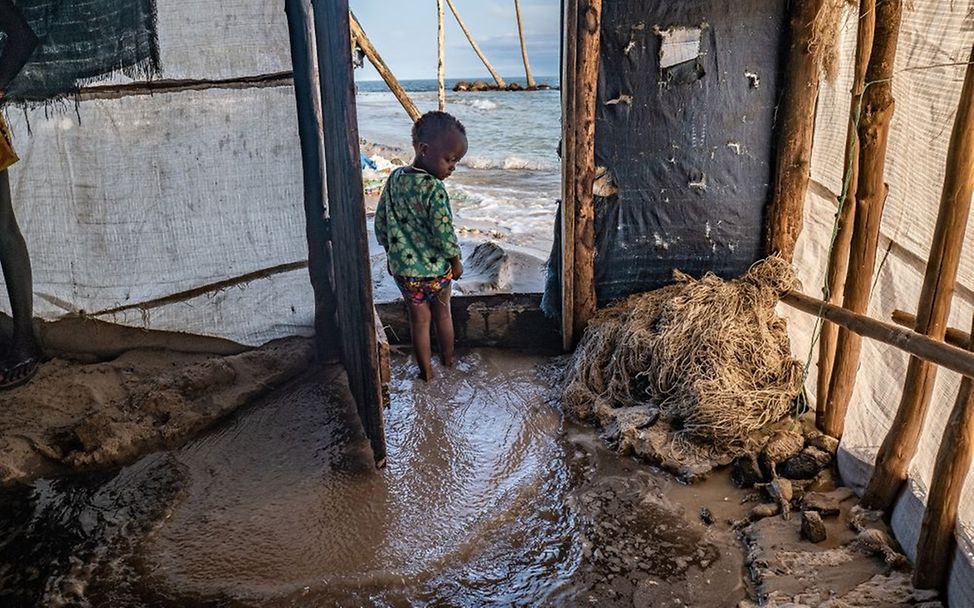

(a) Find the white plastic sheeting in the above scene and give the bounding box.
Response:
[784,3,974,603]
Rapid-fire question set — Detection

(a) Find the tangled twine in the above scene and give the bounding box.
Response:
[563,256,805,452]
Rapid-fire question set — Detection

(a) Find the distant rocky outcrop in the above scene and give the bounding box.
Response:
[452,80,555,92]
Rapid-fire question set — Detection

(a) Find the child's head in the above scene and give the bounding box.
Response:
[411,111,467,180]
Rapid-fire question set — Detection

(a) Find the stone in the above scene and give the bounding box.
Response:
[699,507,715,525]
[802,492,841,517]
[801,511,827,543]
[750,503,781,520]
[760,430,805,472]
[807,433,840,455]
[731,452,764,488]
[779,447,832,480]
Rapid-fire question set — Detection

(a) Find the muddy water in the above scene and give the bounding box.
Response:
[0,350,747,607]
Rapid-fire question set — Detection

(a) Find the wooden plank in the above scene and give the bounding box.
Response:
[817,0,876,423]
[374,306,391,406]
[914,315,974,591]
[515,0,537,89]
[782,291,974,380]
[823,0,903,439]
[892,310,970,348]
[863,43,974,511]
[312,0,387,467]
[437,0,445,111]
[445,0,506,88]
[349,11,421,122]
[285,0,338,360]
[765,0,829,262]
[560,0,578,351]
[571,0,601,343]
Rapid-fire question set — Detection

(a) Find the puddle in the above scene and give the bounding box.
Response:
[0,349,747,607]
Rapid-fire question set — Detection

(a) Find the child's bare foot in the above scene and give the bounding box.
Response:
[441,356,455,368]
[418,366,435,382]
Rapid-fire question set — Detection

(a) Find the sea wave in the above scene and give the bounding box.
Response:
[461,155,557,172]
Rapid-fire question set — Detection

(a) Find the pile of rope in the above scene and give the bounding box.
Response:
[563,257,805,452]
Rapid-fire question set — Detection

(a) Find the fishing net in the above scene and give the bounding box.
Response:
[563,256,805,452]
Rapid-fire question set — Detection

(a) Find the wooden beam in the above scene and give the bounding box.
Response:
[817,0,876,423]
[892,310,970,349]
[515,0,537,89]
[914,316,974,591]
[285,0,339,360]
[560,0,578,351]
[782,291,974,380]
[312,0,387,467]
[823,0,903,439]
[349,11,421,122]
[863,44,974,511]
[445,0,506,88]
[765,0,829,262]
[437,0,446,111]
[571,0,601,343]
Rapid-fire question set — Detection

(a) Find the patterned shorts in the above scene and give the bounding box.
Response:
[394,271,453,305]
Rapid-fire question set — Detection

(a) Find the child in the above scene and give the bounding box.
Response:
[374,111,467,381]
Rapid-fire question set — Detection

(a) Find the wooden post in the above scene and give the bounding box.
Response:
[914,316,974,591]
[765,0,829,262]
[571,0,600,341]
[817,0,876,423]
[822,0,903,439]
[515,0,537,89]
[285,0,339,360]
[445,0,506,88]
[437,0,446,110]
[560,0,578,351]
[349,11,422,122]
[312,0,387,466]
[863,44,974,510]
[781,291,974,380]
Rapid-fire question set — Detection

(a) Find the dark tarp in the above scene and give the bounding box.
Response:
[544,0,787,317]
[5,0,159,101]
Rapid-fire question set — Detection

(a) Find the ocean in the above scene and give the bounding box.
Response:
[356,78,561,259]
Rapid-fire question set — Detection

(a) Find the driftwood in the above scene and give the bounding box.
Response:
[514,0,536,89]
[349,11,421,122]
[445,0,506,88]
[436,0,445,111]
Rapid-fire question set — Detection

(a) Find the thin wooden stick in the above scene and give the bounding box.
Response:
[514,0,537,89]
[823,0,903,439]
[571,0,601,341]
[560,0,578,351]
[863,44,974,510]
[766,0,829,262]
[445,0,506,88]
[437,0,445,111]
[892,310,970,349]
[817,0,876,423]
[914,316,974,591]
[349,11,421,122]
[782,291,974,380]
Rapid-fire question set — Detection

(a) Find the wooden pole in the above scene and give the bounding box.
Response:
[571,0,600,341]
[285,0,339,360]
[817,0,876,423]
[893,310,970,348]
[560,0,578,351]
[863,44,974,510]
[765,0,829,262]
[822,0,903,439]
[349,11,422,122]
[444,0,506,88]
[437,0,446,110]
[515,0,537,89]
[914,316,974,591]
[782,291,974,380]
[312,0,387,466]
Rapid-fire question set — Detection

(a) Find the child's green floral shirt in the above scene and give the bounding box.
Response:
[374,167,461,278]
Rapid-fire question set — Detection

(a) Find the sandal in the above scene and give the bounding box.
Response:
[0,356,40,390]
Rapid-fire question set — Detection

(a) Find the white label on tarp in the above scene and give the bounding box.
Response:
[657,26,703,69]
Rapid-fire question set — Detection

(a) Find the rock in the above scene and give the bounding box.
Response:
[801,511,827,543]
[452,80,471,92]
[807,467,838,492]
[507,82,523,91]
[779,446,832,480]
[750,502,781,520]
[731,452,764,488]
[802,492,841,517]
[462,241,513,293]
[767,477,794,519]
[470,80,491,91]
[807,433,840,455]
[760,429,805,475]
[699,507,715,525]
[854,528,908,568]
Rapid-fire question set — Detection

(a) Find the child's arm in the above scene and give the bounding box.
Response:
[428,181,462,278]
[0,1,37,96]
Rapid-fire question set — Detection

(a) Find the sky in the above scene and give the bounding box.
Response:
[348,0,560,82]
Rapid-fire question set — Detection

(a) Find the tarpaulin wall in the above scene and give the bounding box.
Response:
[0,1,315,346]
[781,3,974,603]
[592,0,786,304]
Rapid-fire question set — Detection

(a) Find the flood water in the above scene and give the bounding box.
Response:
[0,350,746,607]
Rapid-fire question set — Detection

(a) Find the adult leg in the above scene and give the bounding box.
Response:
[0,169,37,363]
[432,284,455,367]
[407,301,434,381]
